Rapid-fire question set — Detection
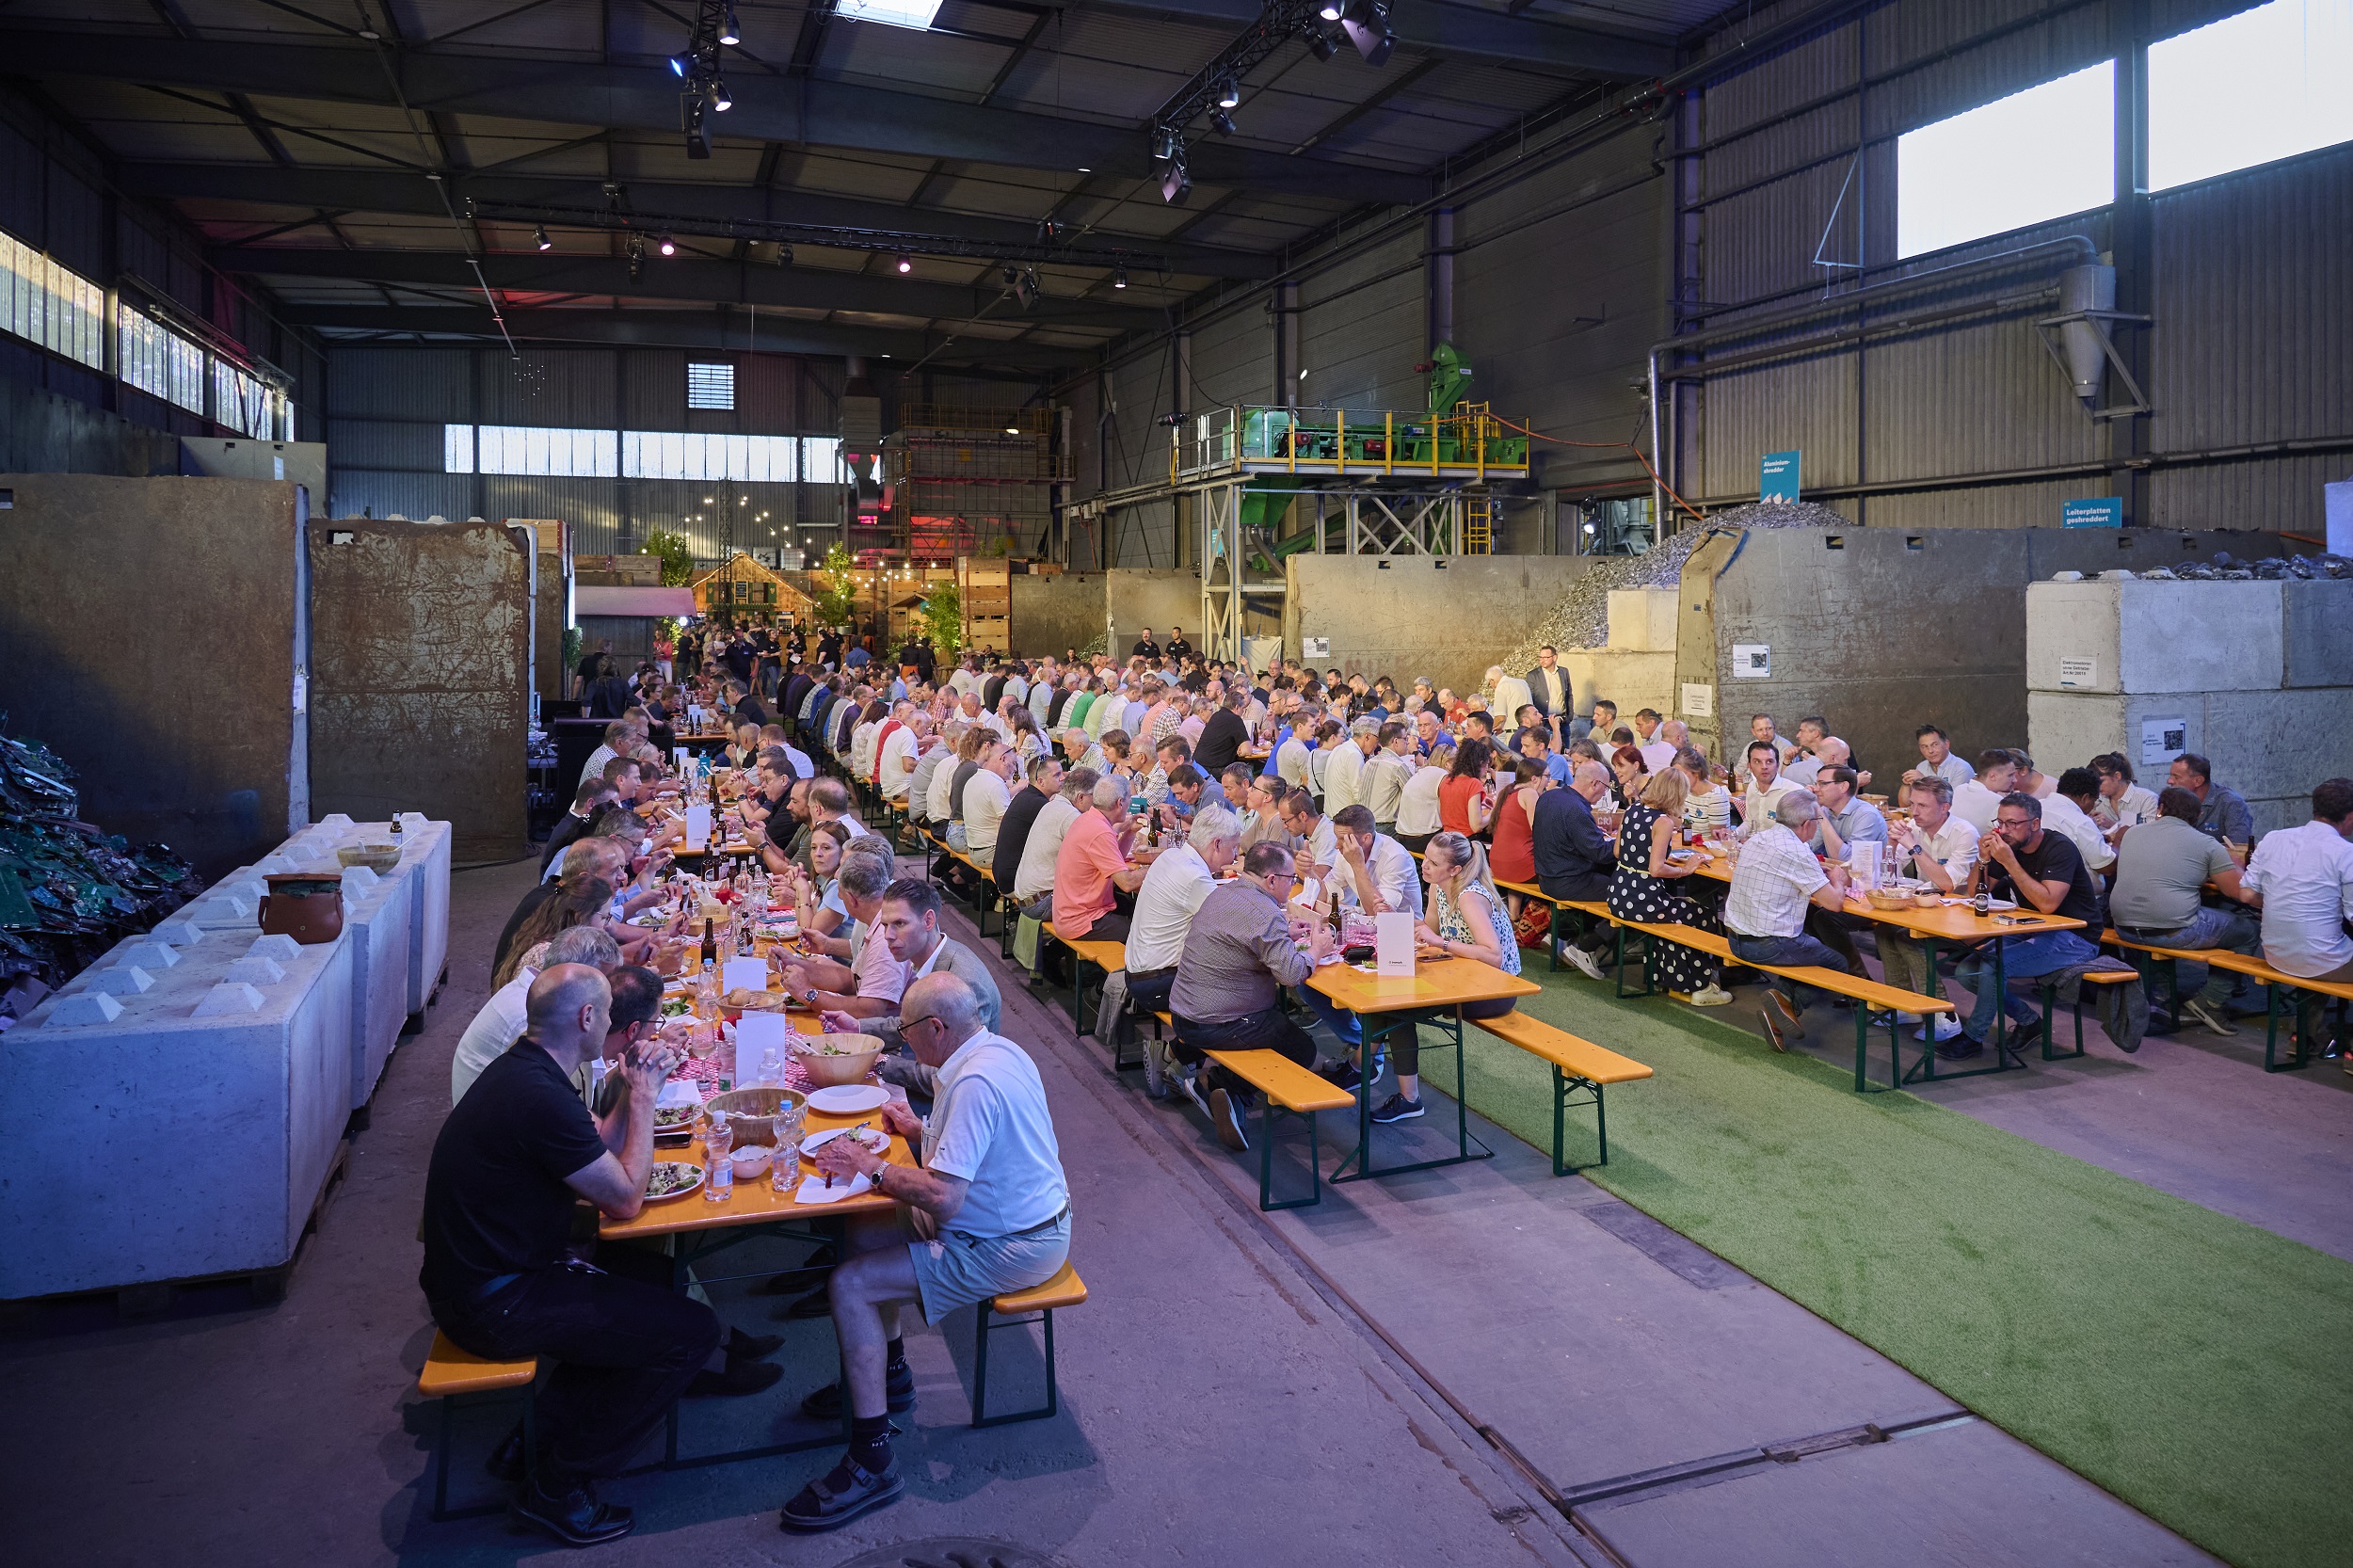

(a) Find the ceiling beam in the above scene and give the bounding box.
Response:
[1090,0,1673,76]
[128,163,1278,280]
[211,244,1155,327]
[0,27,1426,203]
[278,302,1086,368]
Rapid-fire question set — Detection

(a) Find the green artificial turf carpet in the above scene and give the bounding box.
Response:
[1440,970,2353,1568]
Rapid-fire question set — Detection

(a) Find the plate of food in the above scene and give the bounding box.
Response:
[646,1161,703,1200]
[653,1103,698,1136]
[807,1083,890,1114]
[801,1124,889,1159]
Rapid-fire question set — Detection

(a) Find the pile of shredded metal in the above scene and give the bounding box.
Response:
[2132,551,2353,582]
[1498,500,1849,670]
[0,728,200,1019]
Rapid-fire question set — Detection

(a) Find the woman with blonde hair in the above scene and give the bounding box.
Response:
[1354,829,1523,1125]
[491,844,623,988]
[1606,767,1730,1006]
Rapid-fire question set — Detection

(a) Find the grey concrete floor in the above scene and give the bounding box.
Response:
[0,851,2281,1566]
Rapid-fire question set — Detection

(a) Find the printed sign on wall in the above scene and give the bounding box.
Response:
[1759,451,1801,503]
[1731,644,1770,679]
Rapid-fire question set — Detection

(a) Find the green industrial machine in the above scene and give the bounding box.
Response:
[1238,343,1528,470]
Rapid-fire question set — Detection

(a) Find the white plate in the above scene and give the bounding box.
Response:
[646,1162,703,1200]
[807,1084,889,1114]
[802,1125,889,1158]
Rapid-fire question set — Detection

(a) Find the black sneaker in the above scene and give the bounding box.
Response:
[1370,1094,1423,1124]
[800,1363,915,1418]
[1321,1060,1363,1093]
[778,1453,905,1533]
[728,1327,785,1362]
[688,1359,785,1398]
[1936,1035,1987,1062]
[1208,1087,1251,1151]
[512,1471,634,1547]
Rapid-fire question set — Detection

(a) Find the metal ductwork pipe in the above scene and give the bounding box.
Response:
[2057,264,2116,404]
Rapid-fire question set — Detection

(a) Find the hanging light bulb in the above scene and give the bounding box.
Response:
[717,4,740,44]
[658,233,678,256]
[1113,266,1128,289]
[895,253,913,274]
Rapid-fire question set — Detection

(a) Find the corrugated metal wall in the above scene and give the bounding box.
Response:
[323,344,851,559]
[0,86,327,445]
[1681,0,2345,535]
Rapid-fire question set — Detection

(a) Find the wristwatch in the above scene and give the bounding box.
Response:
[803,987,820,1005]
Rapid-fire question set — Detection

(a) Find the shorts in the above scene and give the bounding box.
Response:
[904,1209,1071,1323]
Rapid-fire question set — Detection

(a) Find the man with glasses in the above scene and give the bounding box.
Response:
[1944,792,2105,1061]
[1170,840,1341,1151]
[781,973,1070,1533]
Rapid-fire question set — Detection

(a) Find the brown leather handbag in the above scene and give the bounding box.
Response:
[259,874,344,945]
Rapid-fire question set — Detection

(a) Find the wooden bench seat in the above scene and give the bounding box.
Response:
[1469,1012,1651,1174]
[974,1260,1086,1428]
[2103,929,2352,1069]
[1621,920,1950,1092]
[418,1331,538,1520]
[1202,1048,1355,1210]
[2034,966,2140,1062]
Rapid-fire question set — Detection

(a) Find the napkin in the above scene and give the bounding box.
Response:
[794,1171,873,1206]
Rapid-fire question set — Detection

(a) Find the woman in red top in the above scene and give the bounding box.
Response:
[1437,738,1493,839]
[1487,753,1544,882]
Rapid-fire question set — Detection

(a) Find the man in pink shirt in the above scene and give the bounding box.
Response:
[1053,776,1152,941]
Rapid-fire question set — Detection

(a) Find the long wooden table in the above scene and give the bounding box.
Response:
[1306,955,1540,1183]
[1661,841,2088,1080]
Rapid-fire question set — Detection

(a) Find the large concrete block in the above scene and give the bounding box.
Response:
[1561,649,1676,727]
[2282,580,2353,688]
[2027,687,2352,838]
[0,473,307,878]
[2025,579,2283,695]
[306,520,530,862]
[1607,588,1679,652]
[1009,571,1110,657]
[1105,568,1206,657]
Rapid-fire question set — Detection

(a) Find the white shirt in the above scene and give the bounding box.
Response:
[1951,777,2008,835]
[1002,675,1030,708]
[1741,777,1797,836]
[877,727,919,798]
[926,753,961,824]
[2041,792,2115,872]
[820,811,872,845]
[1491,674,1533,724]
[1126,842,1217,973]
[850,721,879,779]
[1359,752,1410,824]
[578,743,617,790]
[1297,816,1340,879]
[848,917,908,1003]
[1897,814,1979,889]
[1322,740,1365,812]
[1724,823,1828,938]
[1015,795,1081,901]
[451,972,532,1104]
[949,668,979,697]
[1275,734,1312,790]
[964,769,1013,854]
[1397,764,1446,836]
[2242,821,2353,978]
[1639,740,1678,775]
[778,744,815,780]
[924,1030,1069,1238]
[1339,832,1425,918]
[2092,783,2159,829]
[1028,680,1055,725]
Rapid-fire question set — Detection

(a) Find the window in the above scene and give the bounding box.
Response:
[214,361,280,439]
[621,430,799,481]
[472,425,620,477]
[802,436,842,484]
[1896,61,2114,258]
[686,361,735,409]
[444,424,475,473]
[118,308,206,414]
[0,231,106,370]
[836,0,943,30]
[2151,0,2353,191]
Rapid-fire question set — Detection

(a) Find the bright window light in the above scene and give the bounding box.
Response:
[836,0,943,30]
[621,430,800,481]
[444,424,474,473]
[1897,61,2114,259]
[686,361,735,409]
[2150,0,2353,191]
[470,424,619,477]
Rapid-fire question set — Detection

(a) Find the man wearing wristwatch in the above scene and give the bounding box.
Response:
[769,854,902,1022]
[779,972,1071,1533]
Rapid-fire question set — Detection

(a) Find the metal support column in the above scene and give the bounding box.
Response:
[1200,479,1244,662]
[2110,0,2153,526]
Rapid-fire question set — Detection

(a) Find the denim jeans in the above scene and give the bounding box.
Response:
[1727,932,1849,1009]
[2115,904,2260,1006]
[1300,984,1362,1048]
[1956,930,2099,1041]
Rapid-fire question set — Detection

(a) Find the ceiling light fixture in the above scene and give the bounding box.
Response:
[710,79,732,111]
[1209,107,1236,136]
[1305,24,1339,60]
[1216,77,1241,108]
[668,54,691,75]
[658,233,678,256]
[1113,266,1128,289]
[534,225,552,251]
[894,252,913,273]
[717,4,740,44]
[1160,159,1191,204]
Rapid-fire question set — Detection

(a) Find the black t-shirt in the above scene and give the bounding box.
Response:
[575,652,607,685]
[982,676,1007,712]
[1989,828,2104,927]
[1165,636,1193,660]
[1195,708,1249,776]
[420,1040,610,1304]
[993,783,1052,891]
[1132,639,1160,659]
[723,644,756,681]
[1046,688,1073,728]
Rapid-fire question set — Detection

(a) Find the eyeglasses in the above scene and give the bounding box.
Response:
[900,1012,938,1033]
[1995,816,2036,832]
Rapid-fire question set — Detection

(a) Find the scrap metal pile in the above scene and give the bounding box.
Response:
[1497,501,1844,673]
[0,728,200,1016]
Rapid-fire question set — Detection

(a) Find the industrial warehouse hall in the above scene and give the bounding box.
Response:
[2,0,2350,1565]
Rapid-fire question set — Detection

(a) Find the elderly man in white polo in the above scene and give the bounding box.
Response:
[778,971,1071,1533]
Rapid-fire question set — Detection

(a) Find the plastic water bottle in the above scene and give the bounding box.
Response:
[757,1047,782,1089]
[704,1111,734,1202]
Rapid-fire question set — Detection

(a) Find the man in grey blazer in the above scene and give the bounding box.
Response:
[1525,646,1576,745]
